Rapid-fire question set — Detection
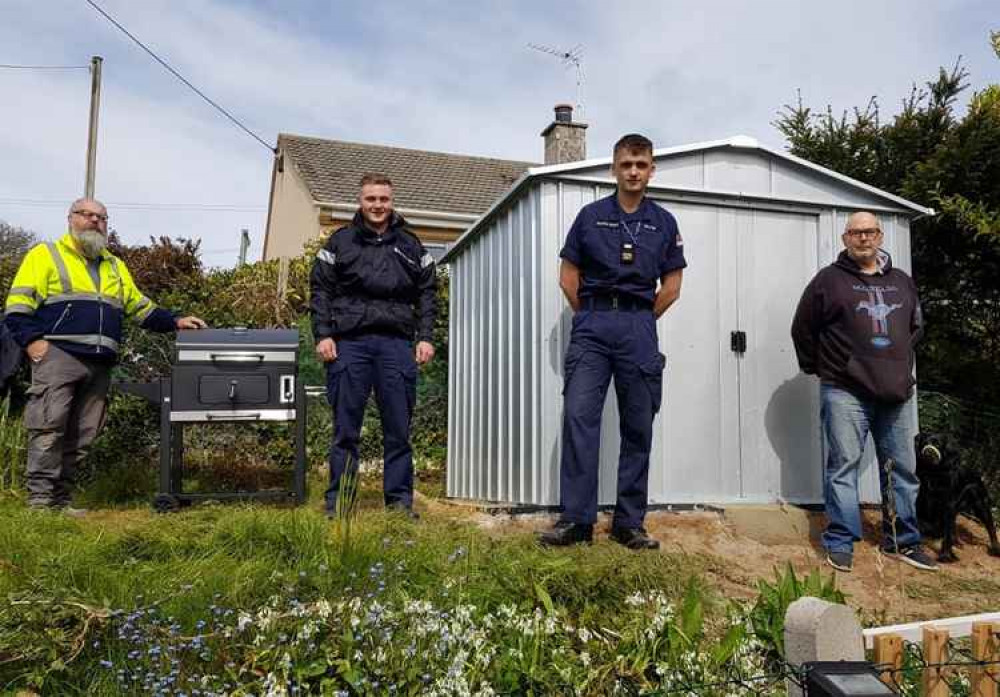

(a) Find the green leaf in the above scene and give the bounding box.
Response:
[534,581,555,615]
[679,582,703,642]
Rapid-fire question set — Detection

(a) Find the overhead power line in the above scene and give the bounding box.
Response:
[83,0,276,155]
[0,64,90,70]
[0,197,266,212]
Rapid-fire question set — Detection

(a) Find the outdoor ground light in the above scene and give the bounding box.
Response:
[803,661,896,696]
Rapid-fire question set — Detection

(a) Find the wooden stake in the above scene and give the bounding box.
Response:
[874,634,904,689]
[971,622,999,697]
[923,626,951,697]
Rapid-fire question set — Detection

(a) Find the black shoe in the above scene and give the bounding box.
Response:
[825,550,853,572]
[387,504,420,520]
[883,544,938,571]
[610,526,660,550]
[537,521,593,546]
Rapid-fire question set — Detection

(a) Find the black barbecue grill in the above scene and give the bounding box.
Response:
[118,327,307,511]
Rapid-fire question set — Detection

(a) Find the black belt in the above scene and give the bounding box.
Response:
[581,294,653,312]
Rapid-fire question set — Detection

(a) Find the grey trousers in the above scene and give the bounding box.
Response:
[24,345,111,506]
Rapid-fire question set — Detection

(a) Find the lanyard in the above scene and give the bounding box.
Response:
[621,219,641,246]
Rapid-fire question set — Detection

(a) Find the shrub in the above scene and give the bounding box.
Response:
[0,396,26,492]
[0,221,37,298]
[73,238,451,503]
[748,563,846,660]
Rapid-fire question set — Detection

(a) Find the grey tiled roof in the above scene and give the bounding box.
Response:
[279,134,537,217]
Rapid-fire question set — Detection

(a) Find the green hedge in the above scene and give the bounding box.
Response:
[78,237,450,503]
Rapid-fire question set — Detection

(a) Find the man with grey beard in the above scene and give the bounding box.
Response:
[4,198,206,514]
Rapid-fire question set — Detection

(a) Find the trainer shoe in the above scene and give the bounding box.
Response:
[884,544,938,571]
[610,526,660,550]
[825,550,853,572]
[537,521,593,547]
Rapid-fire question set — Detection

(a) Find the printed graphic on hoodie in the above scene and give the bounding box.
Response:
[854,285,902,348]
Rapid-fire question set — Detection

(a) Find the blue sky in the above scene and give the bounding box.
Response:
[2,0,997,268]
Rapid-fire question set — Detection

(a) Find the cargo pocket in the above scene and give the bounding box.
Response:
[562,343,585,394]
[639,352,667,414]
[326,359,349,407]
[23,384,53,430]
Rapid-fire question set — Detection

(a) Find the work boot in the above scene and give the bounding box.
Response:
[537,521,593,547]
[387,503,420,520]
[610,526,660,550]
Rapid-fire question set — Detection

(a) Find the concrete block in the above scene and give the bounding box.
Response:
[784,597,864,696]
[724,504,818,545]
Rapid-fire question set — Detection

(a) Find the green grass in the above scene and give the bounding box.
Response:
[0,477,734,694]
[0,396,26,492]
[0,486,708,620]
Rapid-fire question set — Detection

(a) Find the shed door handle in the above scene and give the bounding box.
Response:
[730,330,747,354]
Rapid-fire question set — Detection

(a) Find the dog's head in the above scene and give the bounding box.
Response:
[915,431,946,467]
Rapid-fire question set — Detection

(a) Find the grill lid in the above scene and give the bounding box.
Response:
[175,327,299,352]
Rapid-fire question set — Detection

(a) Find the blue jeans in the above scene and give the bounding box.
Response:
[820,383,922,553]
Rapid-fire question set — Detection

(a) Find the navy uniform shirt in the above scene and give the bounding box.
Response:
[560,195,687,304]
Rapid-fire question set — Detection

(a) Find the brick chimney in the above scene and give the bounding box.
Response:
[541,104,587,165]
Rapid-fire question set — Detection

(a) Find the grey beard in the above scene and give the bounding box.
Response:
[72,228,107,259]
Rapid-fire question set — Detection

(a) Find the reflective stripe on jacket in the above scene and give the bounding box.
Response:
[3,233,177,359]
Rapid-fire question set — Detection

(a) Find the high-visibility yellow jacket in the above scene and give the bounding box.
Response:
[4,233,177,359]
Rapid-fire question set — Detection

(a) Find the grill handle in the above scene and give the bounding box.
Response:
[209,353,266,363]
[204,412,262,421]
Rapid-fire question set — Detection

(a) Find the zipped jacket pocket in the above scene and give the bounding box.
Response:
[393,246,418,269]
[50,303,72,334]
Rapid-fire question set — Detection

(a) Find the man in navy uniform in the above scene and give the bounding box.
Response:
[310,174,437,519]
[539,134,686,549]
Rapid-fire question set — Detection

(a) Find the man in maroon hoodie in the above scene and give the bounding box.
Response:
[791,211,936,573]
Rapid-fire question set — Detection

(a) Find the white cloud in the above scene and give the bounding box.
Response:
[1,0,997,269]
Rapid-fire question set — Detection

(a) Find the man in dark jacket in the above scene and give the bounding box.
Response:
[791,211,935,572]
[309,174,437,518]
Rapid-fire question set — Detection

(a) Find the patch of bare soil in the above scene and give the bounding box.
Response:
[427,496,1000,625]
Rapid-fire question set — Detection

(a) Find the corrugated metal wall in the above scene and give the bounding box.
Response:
[448,185,551,503]
[448,172,916,507]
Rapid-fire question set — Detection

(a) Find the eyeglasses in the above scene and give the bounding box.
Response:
[845,228,881,238]
[72,210,108,222]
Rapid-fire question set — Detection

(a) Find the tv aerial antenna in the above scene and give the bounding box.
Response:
[528,42,585,116]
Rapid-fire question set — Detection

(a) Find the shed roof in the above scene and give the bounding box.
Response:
[442,135,932,263]
[278,133,536,217]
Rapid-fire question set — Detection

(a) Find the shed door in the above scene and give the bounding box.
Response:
[638,202,742,504]
[735,208,822,502]
[599,202,824,505]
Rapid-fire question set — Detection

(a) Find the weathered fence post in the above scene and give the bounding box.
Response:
[923,626,951,697]
[873,633,904,689]
[784,597,864,697]
[972,622,1000,697]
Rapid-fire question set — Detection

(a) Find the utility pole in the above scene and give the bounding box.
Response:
[84,55,103,198]
[238,229,251,266]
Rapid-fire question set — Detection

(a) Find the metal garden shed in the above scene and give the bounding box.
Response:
[441,135,930,508]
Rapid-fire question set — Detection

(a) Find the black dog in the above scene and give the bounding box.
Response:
[915,432,1000,562]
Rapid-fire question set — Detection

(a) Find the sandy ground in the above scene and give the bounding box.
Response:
[426,494,1000,625]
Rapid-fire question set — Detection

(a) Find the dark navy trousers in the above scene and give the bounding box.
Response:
[560,309,665,529]
[325,334,417,512]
